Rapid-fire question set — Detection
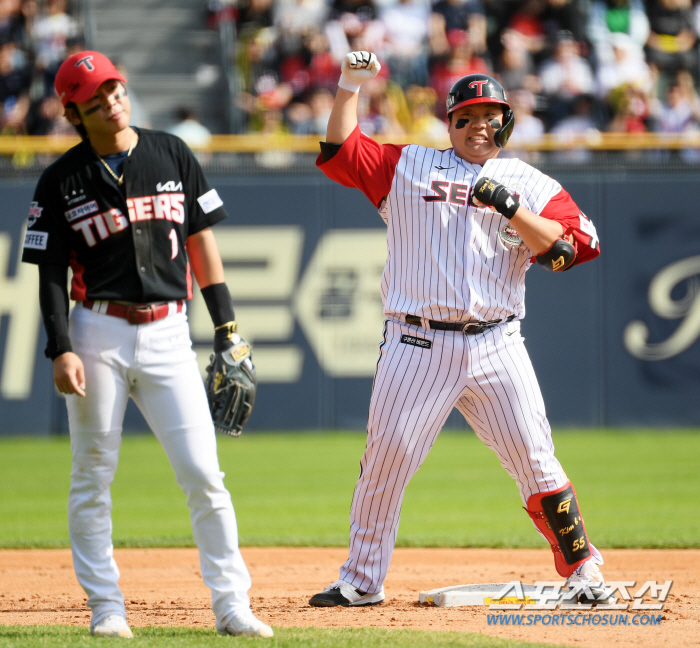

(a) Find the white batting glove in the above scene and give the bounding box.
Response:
[339,51,381,93]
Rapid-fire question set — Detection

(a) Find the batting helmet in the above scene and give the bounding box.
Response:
[446,74,515,149]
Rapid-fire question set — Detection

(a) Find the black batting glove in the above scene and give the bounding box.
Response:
[472,177,520,220]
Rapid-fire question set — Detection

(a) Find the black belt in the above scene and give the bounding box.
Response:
[405,314,515,335]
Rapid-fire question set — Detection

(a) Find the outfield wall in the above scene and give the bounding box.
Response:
[1,172,698,434]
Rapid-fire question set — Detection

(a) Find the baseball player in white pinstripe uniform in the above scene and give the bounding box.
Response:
[309,52,614,608]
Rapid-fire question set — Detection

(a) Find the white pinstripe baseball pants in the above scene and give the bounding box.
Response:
[340,318,575,594]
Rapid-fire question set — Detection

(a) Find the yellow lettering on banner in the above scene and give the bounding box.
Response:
[189,226,305,383]
[624,255,700,361]
[294,229,386,377]
[0,228,41,399]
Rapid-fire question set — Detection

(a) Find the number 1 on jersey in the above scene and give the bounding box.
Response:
[169,229,178,259]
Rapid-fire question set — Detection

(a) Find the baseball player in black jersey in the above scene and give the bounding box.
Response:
[21,51,272,639]
[309,53,614,609]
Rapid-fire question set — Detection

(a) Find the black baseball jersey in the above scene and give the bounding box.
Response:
[21,129,227,302]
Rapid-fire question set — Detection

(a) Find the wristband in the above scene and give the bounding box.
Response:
[201,282,236,327]
[338,74,361,93]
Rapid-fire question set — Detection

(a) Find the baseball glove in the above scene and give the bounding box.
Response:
[205,338,256,437]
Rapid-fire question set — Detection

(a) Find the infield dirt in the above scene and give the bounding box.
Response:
[1,548,697,647]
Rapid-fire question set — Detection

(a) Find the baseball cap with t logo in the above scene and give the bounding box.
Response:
[54,51,126,107]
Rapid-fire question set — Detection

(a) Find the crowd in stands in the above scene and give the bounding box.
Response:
[4,0,700,146]
[1,0,83,136]
[208,0,700,144]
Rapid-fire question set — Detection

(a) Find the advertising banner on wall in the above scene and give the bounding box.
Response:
[0,172,698,434]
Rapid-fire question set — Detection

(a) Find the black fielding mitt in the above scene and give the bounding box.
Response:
[205,339,256,437]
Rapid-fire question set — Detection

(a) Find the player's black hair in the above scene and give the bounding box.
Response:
[65,102,89,140]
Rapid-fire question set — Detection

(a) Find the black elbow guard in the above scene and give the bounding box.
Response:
[536,238,577,272]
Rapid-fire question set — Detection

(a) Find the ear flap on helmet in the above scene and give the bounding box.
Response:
[495,109,515,148]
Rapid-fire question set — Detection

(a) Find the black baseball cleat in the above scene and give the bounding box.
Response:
[309,580,385,607]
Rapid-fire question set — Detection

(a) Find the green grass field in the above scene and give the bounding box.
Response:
[1,430,696,647]
[0,626,568,648]
[0,429,698,549]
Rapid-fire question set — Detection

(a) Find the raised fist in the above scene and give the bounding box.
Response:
[341,51,381,85]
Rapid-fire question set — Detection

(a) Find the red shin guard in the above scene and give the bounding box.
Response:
[525,482,592,577]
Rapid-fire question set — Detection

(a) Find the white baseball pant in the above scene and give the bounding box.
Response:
[66,304,251,629]
[340,318,601,593]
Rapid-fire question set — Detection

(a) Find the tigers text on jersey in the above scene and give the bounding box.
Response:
[317,126,600,323]
[21,129,227,303]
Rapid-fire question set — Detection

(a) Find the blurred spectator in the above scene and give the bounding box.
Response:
[539,0,590,54]
[26,92,72,135]
[0,90,28,133]
[430,0,487,57]
[274,0,329,58]
[31,0,80,96]
[232,0,273,36]
[495,27,540,92]
[508,88,546,142]
[405,84,446,137]
[588,0,650,70]
[648,70,700,159]
[236,25,278,96]
[380,0,430,88]
[505,0,547,60]
[358,81,408,135]
[286,86,334,133]
[596,31,653,96]
[0,38,30,132]
[0,0,23,45]
[551,93,600,132]
[167,106,212,148]
[550,93,600,161]
[644,0,696,82]
[606,81,650,131]
[325,0,383,62]
[0,38,30,99]
[539,30,595,126]
[14,0,39,54]
[206,0,237,28]
[649,69,700,130]
[500,88,545,161]
[253,106,296,168]
[430,29,490,118]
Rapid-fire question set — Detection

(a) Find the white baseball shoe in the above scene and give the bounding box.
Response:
[91,614,133,638]
[566,560,617,605]
[309,580,385,607]
[217,610,274,638]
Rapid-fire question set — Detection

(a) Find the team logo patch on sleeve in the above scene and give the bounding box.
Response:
[23,231,48,249]
[27,202,43,227]
[197,189,224,214]
[401,334,432,349]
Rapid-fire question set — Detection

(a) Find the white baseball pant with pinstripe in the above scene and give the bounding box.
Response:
[339,318,601,594]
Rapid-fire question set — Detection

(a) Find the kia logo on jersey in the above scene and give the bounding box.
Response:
[157,181,183,192]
